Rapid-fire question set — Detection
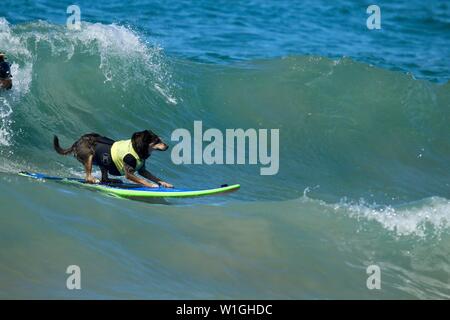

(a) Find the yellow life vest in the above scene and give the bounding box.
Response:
[111,139,144,175]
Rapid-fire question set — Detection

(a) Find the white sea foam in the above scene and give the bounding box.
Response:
[71,22,178,104]
[333,197,450,238]
[15,20,178,104]
[0,19,33,146]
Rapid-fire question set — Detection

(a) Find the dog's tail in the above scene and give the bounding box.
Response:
[53,135,74,155]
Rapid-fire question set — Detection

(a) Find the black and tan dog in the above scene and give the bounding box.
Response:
[53,130,173,188]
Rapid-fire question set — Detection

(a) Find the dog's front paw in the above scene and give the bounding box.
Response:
[159,181,173,188]
[86,177,99,184]
[146,183,159,188]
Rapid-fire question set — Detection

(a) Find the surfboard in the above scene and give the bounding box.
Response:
[18,171,240,198]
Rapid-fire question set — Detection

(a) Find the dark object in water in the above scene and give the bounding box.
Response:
[0,78,12,90]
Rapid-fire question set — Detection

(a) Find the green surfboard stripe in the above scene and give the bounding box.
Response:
[75,182,240,197]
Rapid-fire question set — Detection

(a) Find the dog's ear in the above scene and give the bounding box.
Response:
[131,131,150,160]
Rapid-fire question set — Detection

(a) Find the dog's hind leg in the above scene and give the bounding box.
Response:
[100,167,109,183]
[84,154,98,184]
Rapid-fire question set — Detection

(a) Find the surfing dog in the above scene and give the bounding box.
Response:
[53,130,173,188]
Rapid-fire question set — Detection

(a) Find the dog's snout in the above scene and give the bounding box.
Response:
[151,142,169,151]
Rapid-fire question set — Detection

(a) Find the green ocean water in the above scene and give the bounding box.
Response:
[0,18,450,299]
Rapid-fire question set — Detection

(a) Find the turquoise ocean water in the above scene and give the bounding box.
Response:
[0,0,449,298]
